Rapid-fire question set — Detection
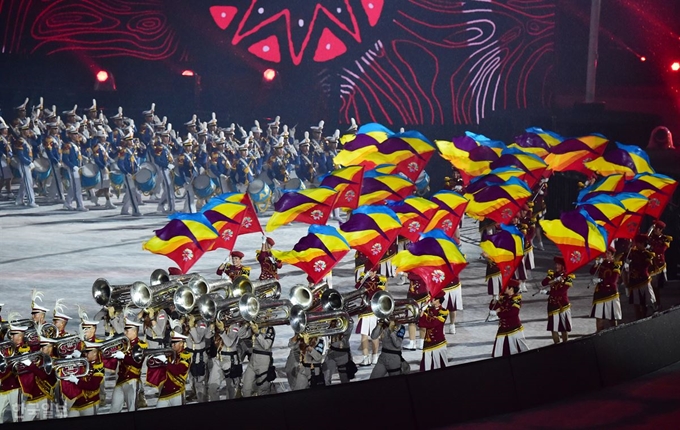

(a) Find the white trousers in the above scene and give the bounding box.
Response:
[65,167,85,209]
[156,394,183,408]
[110,379,138,413]
[68,405,97,417]
[22,398,50,421]
[0,389,20,423]
[16,164,36,205]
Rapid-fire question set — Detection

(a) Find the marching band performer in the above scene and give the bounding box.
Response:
[20,334,59,421]
[12,137,39,208]
[268,138,290,189]
[109,318,147,413]
[418,291,449,371]
[323,318,355,385]
[208,320,245,401]
[66,341,104,417]
[296,133,317,185]
[257,236,282,280]
[355,267,387,366]
[186,315,210,403]
[155,331,191,408]
[405,272,429,351]
[648,220,672,310]
[231,143,253,193]
[216,250,251,280]
[540,256,575,344]
[0,117,14,201]
[177,135,198,213]
[142,308,168,349]
[441,274,463,335]
[369,320,406,378]
[30,289,49,326]
[117,132,142,217]
[62,125,88,211]
[0,319,31,423]
[625,234,657,320]
[589,247,622,332]
[43,121,65,203]
[90,129,116,209]
[241,323,275,397]
[293,336,325,390]
[78,308,109,407]
[52,299,72,338]
[208,135,232,195]
[489,279,529,357]
[152,132,175,214]
[516,204,536,293]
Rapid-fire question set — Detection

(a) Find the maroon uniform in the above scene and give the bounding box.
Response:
[17,354,57,405]
[116,337,146,386]
[0,344,29,394]
[627,248,656,306]
[541,270,575,332]
[157,350,191,402]
[70,361,104,412]
[418,305,449,371]
[355,273,386,335]
[217,264,251,280]
[648,233,671,276]
[407,272,429,304]
[490,292,528,357]
[257,250,282,280]
[590,260,622,320]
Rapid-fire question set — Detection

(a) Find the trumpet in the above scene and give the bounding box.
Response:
[45,356,91,380]
[99,334,130,360]
[149,268,198,286]
[370,291,395,320]
[289,305,350,337]
[131,280,182,310]
[242,297,293,328]
[0,351,47,374]
[92,278,147,307]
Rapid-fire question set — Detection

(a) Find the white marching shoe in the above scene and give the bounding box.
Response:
[371,354,378,365]
[416,339,424,350]
[520,281,528,293]
[447,323,456,334]
[359,355,371,367]
[404,340,416,351]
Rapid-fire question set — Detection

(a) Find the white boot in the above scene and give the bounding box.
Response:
[404,340,416,351]
[416,339,424,350]
[520,281,528,293]
[104,200,116,209]
[360,355,370,367]
[371,354,378,365]
[447,323,456,334]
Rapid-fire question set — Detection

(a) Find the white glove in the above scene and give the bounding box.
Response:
[71,349,82,358]
[156,354,168,363]
[540,289,548,295]
[22,358,32,366]
[554,276,564,283]
[168,163,175,170]
[262,235,267,245]
[489,310,497,316]
[594,278,603,284]
[65,374,79,384]
[623,263,630,271]
[595,258,603,265]
[73,166,79,172]
[58,162,63,169]
[113,351,125,360]
[29,162,35,170]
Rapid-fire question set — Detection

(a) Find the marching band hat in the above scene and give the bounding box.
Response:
[182,134,195,146]
[152,115,164,128]
[168,267,183,276]
[62,104,78,116]
[207,112,218,126]
[53,299,71,321]
[634,234,648,244]
[142,103,156,116]
[95,129,107,138]
[653,220,666,229]
[326,129,340,143]
[607,245,616,254]
[19,119,31,130]
[66,125,79,134]
[83,340,102,350]
[87,99,97,112]
[268,116,280,127]
[47,122,59,129]
[237,143,249,151]
[299,131,310,146]
[273,137,285,149]
[124,318,143,329]
[170,331,188,342]
[0,117,9,130]
[506,278,520,290]
[231,250,244,259]
[197,122,208,136]
[184,114,197,127]
[31,289,49,314]
[78,307,100,327]
[280,124,290,137]
[7,312,29,333]
[15,98,29,111]
[123,129,135,141]
[553,255,565,266]
[110,107,124,120]
[310,120,324,132]
[346,118,358,132]
[251,120,263,133]
[266,237,275,246]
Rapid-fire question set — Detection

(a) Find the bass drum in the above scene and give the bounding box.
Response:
[283,178,306,192]
[80,163,101,190]
[134,164,157,194]
[247,179,272,213]
[32,157,52,182]
[192,173,216,199]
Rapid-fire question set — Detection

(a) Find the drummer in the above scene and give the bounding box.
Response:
[209,134,232,195]
[62,125,88,212]
[268,138,289,188]
[43,121,66,203]
[295,133,319,186]
[231,143,253,193]
[91,129,116,209]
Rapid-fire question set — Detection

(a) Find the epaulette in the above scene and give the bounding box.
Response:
[665,235,672,243]
[179,350,192,362]
[547,269,555,277]
[136,340,148,349]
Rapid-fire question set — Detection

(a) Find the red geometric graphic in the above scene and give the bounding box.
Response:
[361,0,384,27]
[210,6,238,30]
[248,35,282,63]
[313,28,347,62]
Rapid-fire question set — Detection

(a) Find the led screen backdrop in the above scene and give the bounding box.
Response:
[0,0,555,126]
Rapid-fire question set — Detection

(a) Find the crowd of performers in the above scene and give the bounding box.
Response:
[0,98,347,216]
[0,211,671,422]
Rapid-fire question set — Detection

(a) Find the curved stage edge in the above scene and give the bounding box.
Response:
[14,306,680,430]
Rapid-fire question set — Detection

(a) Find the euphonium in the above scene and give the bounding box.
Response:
[131,280,182,310]
[289,305,350,337]
[92,278,147,307]
[0,351,47,374]
[149,268,197,286]
[39,323,58,339]
[370,290,395,320]
[228,275,255,298]
[242,297,293,328]
[252,280,282,300]
[54,335,82,358]
[188,275,233,297]
[142,348,176,368]
[99,334,130,359]
[390,298,420,324]
[45,356,90,379]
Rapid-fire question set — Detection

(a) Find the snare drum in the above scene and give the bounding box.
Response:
[283,178,306,192]
[415,170,430,196]
[192,173,216,199]
[32,157,52,182]
[173,169,186,187]
[135,165,157,194]
[110,167,124,188]
[80,163,101,190]
[247,179,272,204]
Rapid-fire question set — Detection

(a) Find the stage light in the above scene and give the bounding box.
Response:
[672,62,680,72]
[181,70,195,77]
[96,70,109,82]
[640,56,646,62]
[263,68,277,82]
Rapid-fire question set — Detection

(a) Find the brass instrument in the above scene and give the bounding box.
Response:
[318,287,369,316]
[252,280,282,300]
[44,356,91,379]
[370,291,395,320]
[92,278,147,307]
[227,275,256,298]
[390,298,420,324]
[131,280,182,310]
[0,351,48,374]
[188,275,233,297]
[1,319,35,334]
[242,297,293,328]
[173,285,199,315]
[39,323,58,339]
[141,348,176,368]
[99,334,130,359]
[289,305,350,337]
[0,341,15,358]
[149,268,198,286]
[289,282,328,310]
[196,293,257,324]
[54,335,82,358]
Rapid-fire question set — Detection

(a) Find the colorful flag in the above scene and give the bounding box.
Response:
[359,171,415,206]
[200,200,246,251]
[480,224,525,289]
[339,206,402,268]
[142,213,219,273]
[424,190,469,238]
[218,192,263,234]
[387,196,440,242]
[391,230,468,298]
[319,165,365,210]
[612,192,649,240]
[510,127,563,159]
[584,142,654,179]
[621,173,678,219]
[464,177,532,224]
[266,187,338,232]
[575,195,627,243]
[539,209,608,273]
[545,134,608,174]
[576,174,625,202]
[490,147,548,189]
[465,167,527,194]
[271,224,351,284]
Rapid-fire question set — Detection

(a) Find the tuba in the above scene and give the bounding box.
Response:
[319,287,369,316]
[92,278,147,307]
[370,290,395,320]
[54,335,82,358]
[173,285,200,315]
[289,282,328,310]
[196,293,254,324]
[149,268,197,286]
[228,275,256,298]
[242,297,292,328]
[289,305,350,337]
[99,334,130,359]
[131,280,182,310]
[188,275,233,297]
[44,356,90,379]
